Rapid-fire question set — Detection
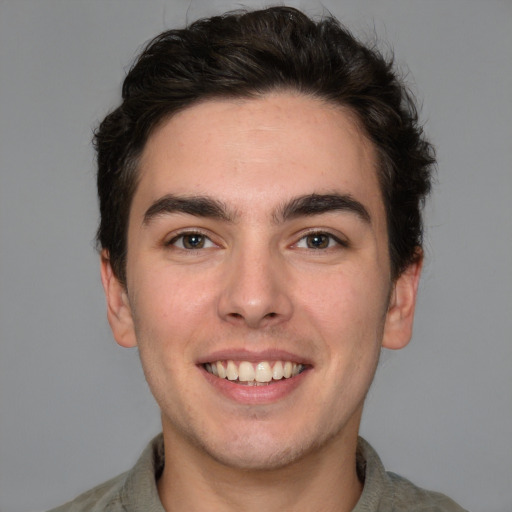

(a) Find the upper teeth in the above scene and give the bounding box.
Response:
[205,360,304,383]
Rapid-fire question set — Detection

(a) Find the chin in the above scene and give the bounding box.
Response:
[194,421,337,471]
[206,441,308,471]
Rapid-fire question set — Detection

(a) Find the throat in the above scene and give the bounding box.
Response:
[157,426,363,512]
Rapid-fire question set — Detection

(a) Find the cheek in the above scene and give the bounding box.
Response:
[129,269,213,394]
[127,268,220,385]
[297,267,389,383]
[298,266,388,329]
[131,265,217,327]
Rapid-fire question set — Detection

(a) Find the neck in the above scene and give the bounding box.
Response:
[157,426,363,512]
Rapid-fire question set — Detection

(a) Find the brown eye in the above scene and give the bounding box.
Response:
[169,232,214,250]
[182,234,205,249]
[305,233,330,249]
[295,232,346,250]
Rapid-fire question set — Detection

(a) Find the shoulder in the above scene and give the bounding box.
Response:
[46,434,165,512]
[355,437,468,512]
[46,472,128,512]
[384,471,468,512]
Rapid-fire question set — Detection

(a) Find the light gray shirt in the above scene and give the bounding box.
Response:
[48,434,467,511]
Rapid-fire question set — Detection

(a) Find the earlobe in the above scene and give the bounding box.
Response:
[382,250,423,350]
[100,250,137,348]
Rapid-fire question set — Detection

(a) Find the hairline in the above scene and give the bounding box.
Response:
[103,88,401,285]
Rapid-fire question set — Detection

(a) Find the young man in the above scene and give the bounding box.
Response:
[51,7,466,512]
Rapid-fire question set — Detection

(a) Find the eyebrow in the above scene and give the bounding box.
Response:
[143,195,234,225]
[142,192,371,226]
[275,193,371,224]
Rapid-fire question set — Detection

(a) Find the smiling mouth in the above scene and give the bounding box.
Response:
[204,360,306,386]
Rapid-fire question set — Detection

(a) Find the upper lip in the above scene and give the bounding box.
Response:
[196,348,313,366]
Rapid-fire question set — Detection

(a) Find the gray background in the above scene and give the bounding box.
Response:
[0,1,511,511]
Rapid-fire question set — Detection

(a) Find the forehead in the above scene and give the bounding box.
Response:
[135,93,383,221]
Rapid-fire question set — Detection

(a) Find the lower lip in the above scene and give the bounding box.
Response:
[200,366,309,404]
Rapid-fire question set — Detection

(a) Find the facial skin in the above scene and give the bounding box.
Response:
[101,93,421,511]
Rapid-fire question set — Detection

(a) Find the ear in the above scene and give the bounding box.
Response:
[382,250,423,350]
[100,250,137,348]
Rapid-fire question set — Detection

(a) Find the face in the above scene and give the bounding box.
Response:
[102,93,421,470]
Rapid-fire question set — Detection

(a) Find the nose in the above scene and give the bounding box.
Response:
[217,244,293,329]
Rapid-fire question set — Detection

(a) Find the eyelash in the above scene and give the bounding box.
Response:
[165,230,347,251]
[294,231,348,250]
[166,231,216,250]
